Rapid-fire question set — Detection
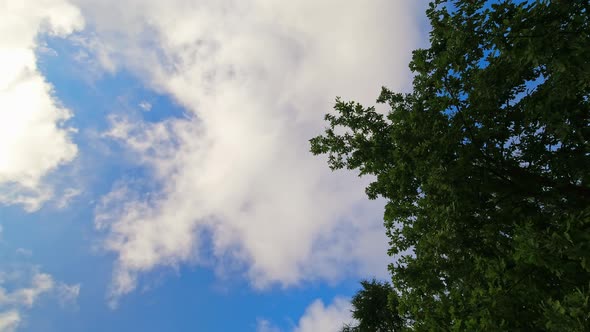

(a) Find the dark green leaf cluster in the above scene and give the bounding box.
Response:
[341,280,403,332]
[311,1,590,330]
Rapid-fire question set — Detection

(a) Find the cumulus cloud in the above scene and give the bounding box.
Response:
[293,298,354,332]
[257,297,354,332]
[0,0,84,211]
[0,266,80,332]
[78,0,428,301]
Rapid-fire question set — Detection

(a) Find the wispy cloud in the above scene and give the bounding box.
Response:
[56,283,81,308]
[138,101,152,112]
[54,188,82,209]
[0,272,54,308]
[0,310,20,332]
[256,318,282,332]
[0,266,80,331]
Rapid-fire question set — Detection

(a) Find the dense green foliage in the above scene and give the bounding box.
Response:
[311,0,590,330]
[341,280,403,332]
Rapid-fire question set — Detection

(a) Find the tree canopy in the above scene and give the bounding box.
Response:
[311,0,590,330]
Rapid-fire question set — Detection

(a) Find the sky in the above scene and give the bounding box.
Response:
[0,1,429,331]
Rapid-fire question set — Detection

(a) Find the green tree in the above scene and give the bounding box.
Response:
[341,280,403,332]
[311,1,590,330]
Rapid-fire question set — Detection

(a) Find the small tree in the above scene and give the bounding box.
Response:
[312,1,590,330]
[341,280,403,332]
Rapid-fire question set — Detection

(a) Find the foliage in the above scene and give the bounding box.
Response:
[341,280,403,332]
[312,0,590,330]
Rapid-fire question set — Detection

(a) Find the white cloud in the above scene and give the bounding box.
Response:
[257,297,354,332]
[293,298,354,332]
[256,318,282,332]
[0,272,54,308]
[14,249,32,257]
[54,188,82,209]
[78,0,428,300]
[0,266,80,332]
[138,101,152,112]
[0,0,84,211]
[0,311,20,332]
[56,283,81,307]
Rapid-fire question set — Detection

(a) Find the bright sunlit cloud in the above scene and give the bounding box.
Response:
[0,0,84,211]
[74,0,428,302]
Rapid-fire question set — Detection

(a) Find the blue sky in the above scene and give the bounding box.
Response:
[0,1,429,331]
